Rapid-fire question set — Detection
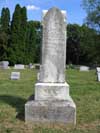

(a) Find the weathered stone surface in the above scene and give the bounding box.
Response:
[14,64,25,69]
[35,82,69,100]
[25,98,76,124]
[34,64,40,69]
[80,66,89,71]
[96,67,100,72]
[42,10,66,22]
[0,61,9,69]
[39,7,66,83]
[29,63,34,69]
[11,72,20,80]
[25,7,76,125]
[96,67,100,81]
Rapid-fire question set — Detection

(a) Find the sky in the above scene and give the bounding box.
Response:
[0,0,86,25]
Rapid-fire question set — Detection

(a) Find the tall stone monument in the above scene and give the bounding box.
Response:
[25,7,76,124]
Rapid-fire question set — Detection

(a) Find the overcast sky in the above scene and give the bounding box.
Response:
[0,0,86,25]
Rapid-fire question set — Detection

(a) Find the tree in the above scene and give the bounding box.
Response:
[32,21,42,63]
[10,4,27,65]
[0,7,10,61]
[80,24,98,65]
[67,23,99,65]
[1,8,10,33]
[82,0,100,31]
[10,4,21,64]
[0,17,1,27]
[67,24,81,64]
[0,31,9,60]
[20,7,27,63]
[25,21,41,64]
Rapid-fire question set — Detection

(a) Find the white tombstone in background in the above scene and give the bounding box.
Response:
[29,63,34,69]
[96,67,100,81]
[0,61,9,69]
[34,64,40,69]
[80,66,89,71]
[11,72,20,80]
[14,64,24,69]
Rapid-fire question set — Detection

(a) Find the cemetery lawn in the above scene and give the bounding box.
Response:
[0,69,100,133]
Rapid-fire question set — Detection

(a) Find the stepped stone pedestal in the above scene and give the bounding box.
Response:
[25,82,76,124]
[25,97,76,124]
[25,7,76,125]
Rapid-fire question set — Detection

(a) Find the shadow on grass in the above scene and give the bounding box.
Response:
[0,95,27,121]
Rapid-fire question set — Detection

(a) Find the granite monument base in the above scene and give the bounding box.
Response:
[25,96,76,124]
[35,82,69,101]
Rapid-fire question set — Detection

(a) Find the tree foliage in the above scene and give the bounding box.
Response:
[10,4,25,64]
[67,24,81,64]
[0,7,10,61]
[1,8,10,33]
[0,4,99,66]
[67,24,99,65]
[82,0,100,31]
[9,4,41,65]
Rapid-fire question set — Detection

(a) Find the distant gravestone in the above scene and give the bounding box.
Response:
[80,66,89,71]
[25,7,76,124]
[29,63,34,69]
[96,67,100,81]
[0,61,9,69]
[14,64,24,69]
[34,64,40,69]
[11,72,20,80]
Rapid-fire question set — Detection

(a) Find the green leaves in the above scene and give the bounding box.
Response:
[82,0,100,31]
[10,4,27,65]
[0,8,10,61]
[67,24,99,65]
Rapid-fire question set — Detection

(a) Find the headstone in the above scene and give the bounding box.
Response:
[11,72,20,80]
[34,64,40,69]
[0,61,9,69]
[25,7,76,125]
[14,64,24,69]
[96,67,100,81]
[29,63,34,69]
[80,66,89,71]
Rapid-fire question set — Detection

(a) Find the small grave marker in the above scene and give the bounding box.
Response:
[0,61,9,69]
[11,72,20,80]
[14,64,24,69]
[96,67,100,81]
[80,66,89,71]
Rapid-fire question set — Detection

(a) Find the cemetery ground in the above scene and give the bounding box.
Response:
[0,69,100,133]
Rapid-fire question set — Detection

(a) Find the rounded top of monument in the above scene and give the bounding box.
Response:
[42,7,66,22]
[49,7,61,11]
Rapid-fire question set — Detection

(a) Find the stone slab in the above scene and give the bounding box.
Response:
[97,73,100,81]
[25,7,76,125]
[39,8,66,83]
[29,63,34,69]
[25,97,76,124]
[96,67,100,81]
[14,64,25,69]
[0,61,9,69]
[80,66,89,71]
[11,72,20,80]
[96,67,100,72]
[34,64,40,69]
[35,82,69,101]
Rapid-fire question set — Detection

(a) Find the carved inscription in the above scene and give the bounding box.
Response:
[39,7,66,83]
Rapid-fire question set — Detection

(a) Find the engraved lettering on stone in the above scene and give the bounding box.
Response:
[39,8,66,83]
[25,7,76,125]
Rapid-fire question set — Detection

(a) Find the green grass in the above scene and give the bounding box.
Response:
[0,69,100,133]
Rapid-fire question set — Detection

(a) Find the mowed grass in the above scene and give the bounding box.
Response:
[0,68,100,133]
